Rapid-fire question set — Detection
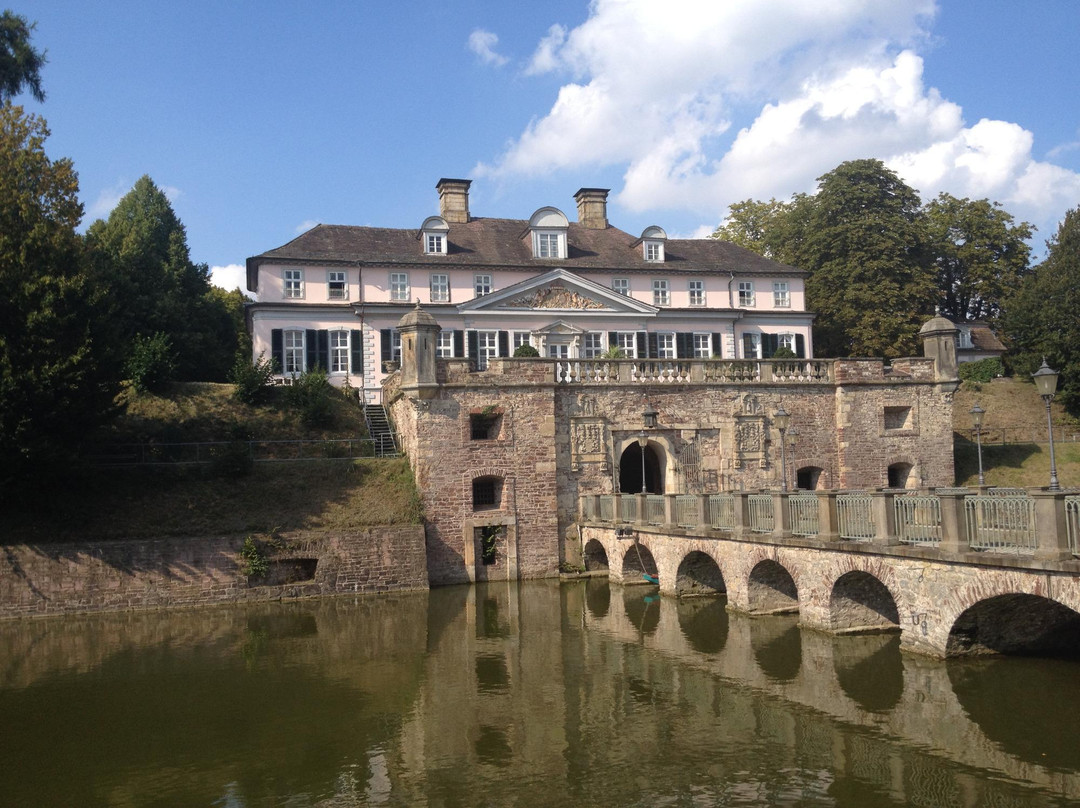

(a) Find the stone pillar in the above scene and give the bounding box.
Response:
[871,491,898,546]
[664,493,678,528]
[938,491,969,555]
[636,493,648,526]
[816,491,840,542]
[694,495,708,529]
[612,494,623,524]
[734,492,752,537]
[771,491,791,539]
[1032,489,1071,561]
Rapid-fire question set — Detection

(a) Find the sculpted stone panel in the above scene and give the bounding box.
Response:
[505,283,607,310]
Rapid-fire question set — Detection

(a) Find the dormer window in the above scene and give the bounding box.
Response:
[528,207,569,260]
[640,225,667,263]
[419,216,449,255]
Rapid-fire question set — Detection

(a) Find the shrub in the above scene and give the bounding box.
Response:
[239,535,269,579]
[230,353,276,405]
[601,345,626,359]
[284,369,334,428]
[513,344,540,358]
[958,357,1005,384]
[771,346,797,359]
[126,332,176,393]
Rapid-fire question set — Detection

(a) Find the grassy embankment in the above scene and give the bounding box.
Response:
[4,383,423,544]
[952,377,1080,489]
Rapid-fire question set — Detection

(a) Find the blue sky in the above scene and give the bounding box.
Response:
[15,1,1080,294]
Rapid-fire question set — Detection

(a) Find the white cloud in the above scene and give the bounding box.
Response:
[468,29,509,67]
[85,183,128,221]
[210,263,248,294]
[295,219,319,234]
[477,0,1080,241]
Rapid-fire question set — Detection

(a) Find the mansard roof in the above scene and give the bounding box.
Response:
[247,218,804,278]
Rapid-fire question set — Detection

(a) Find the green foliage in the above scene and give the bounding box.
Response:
[601,345,626,359]
[480,525,501,564]
[958,357,1005,384]
[284,369,334,428]
[770,346,797,359]
[125,332,176,393]
[711,198,790,258]
[0,104,122,498]
[1003,207,1080,416]
[0,11,46,102]
[512,344,540,357]
[239,536,269,579]
[230,353,276,405]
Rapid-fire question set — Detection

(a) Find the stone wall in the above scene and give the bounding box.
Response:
[0,526,427,619]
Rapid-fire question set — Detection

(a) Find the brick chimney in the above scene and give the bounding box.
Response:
[574,187,609,229]
[436,178,471,224]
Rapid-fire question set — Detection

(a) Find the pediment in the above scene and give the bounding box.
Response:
[534,320,586,336]
[457,268,658,314]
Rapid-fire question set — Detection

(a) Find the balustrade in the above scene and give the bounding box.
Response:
[554,359,833,385]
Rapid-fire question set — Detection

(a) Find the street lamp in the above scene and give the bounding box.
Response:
[970,403,986,487]
[1032,359,1061,491]
[637,429,649,494]
[774,405,790,491]
[786,429,798,488]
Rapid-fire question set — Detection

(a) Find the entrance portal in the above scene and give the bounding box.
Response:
[620,442,663,494]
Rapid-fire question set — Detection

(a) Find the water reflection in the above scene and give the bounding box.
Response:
[0,581,1078,807]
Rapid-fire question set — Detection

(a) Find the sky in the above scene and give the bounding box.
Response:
[14,1,1080,295]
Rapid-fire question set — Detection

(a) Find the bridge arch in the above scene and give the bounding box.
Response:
[747,559,798,614]
[946,594,1080,658]
[620,540,659,584]
[674,550,726,598]
[583,538,609,572]
[829,570,901,633]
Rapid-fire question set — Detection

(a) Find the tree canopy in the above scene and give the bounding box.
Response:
[0,11,45,102]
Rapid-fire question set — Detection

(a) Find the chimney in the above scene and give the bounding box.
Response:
[574,187,609,229]
[436,178,471,224]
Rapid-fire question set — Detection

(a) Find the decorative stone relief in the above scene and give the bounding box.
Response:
[732,399,767,469]
[570,409,608,471]
[505,283,607,310]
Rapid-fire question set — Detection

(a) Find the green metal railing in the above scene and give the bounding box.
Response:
[788,493,819,537]
[837,493,874,541]
[965,494,1036,554]
[708,494,736,530]
[1067,496,1080,556]
[646,495,666,525]
[748,494,774,533]
[894,494,942,546]
[676,495,699,528]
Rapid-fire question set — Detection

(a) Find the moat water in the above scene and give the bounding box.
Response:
[2,580,1079,807]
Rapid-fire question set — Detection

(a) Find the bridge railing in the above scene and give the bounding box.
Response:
[579,488,1077,562]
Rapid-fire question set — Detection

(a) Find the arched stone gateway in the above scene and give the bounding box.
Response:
[946,594,1080,658]
[621,540,659,584]
[747,560,798,614]
[619,442,664,494]
[583,539,608,572]
[674,551,726,598]
[829,570,901,633]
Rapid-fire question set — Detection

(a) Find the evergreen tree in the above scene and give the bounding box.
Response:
[0,11,45,102]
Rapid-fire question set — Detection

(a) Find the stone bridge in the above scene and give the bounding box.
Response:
[577,489,1080,658]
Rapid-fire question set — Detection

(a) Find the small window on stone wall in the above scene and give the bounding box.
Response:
[472,476,502,511]
[470,411,502,440]
[883,406,913,430]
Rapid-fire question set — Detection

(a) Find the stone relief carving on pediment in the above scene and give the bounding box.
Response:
[504,283,607,310]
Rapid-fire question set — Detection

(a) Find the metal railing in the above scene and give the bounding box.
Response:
[788,493,820,537]
[837,493,875,541]
[1067,496,1080,556]
[708,494,737,530]
[646,495,666,525]
[676,495,699,528]
[894,494,942,546]
[621,495,639,523]
[748,494,774,533]
[598,495,614,522]
[965,494,1036,554]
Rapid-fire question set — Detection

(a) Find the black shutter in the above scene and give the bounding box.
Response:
[350,330,363,373]
[271,329,283,372]
[467,330,479,364]
[676,332,692,359]
[636,332,647,359]
[381,329,391,363]
[453,330,464,358]
[316,330,329,371]
[608,332,619,353]
[763,333,779,358]
[712,332,724,359]
[498,331,509,358]
[647,333,659,359]
[795,334,806,358]
[305,329,317,372]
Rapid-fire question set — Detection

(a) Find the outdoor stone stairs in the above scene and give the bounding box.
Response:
[362,404,398,457]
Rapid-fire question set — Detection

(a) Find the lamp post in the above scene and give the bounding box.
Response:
[970,403,986,486]
[774,405,790,491]
[638,400,658,494]
[1032,359,1061,491]
[786,429,798,489]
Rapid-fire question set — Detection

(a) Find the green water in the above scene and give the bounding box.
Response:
[1,580,1078,807]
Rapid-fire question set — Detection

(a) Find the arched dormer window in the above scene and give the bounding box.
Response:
[419,215,449,255]
[641,225,667,262]
[528,207,569,259]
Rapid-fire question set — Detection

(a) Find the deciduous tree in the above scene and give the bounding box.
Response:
[0,11,46,102]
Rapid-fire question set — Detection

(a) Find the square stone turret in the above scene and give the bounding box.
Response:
[397,301,441,400]
[919,312,959,385]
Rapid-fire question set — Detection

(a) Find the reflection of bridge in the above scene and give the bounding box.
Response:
[578,488,1080,658]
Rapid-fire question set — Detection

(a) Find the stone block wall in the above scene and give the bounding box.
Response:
[0,526,427,619]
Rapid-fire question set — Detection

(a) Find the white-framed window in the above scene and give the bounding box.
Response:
[693,334,712,358]
[430,273,449,303]
[512,332,531,352]
[653,279,670,306]
[738,281,755,307]
[536,232,562,259]
[644,241,663,262]
[437,330,455,358]
[612,277,629,296]
[474,274,492,297]
[284,329,304,374]
[391,330,401,363]
[283,269,304,299]
[327,270,347,300]
[616,332,637,358]
[657,333,676,359]
[957,328,973,349]
[425,233,445,254]
[476,330,499,370]
[390,272,409,301]
[583,333,603,358]
[330,331,349,373]
[773,281,790,308]
[742,332,761,359]
[779,333,796,353]
[688,280,705,307]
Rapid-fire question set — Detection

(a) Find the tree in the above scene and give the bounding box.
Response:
[0,11,46,102]
[1003,207,1080,416]
[0,104,120,497]
[711,198,789,258]
[86,176,240,382]
[923,193,1032,324]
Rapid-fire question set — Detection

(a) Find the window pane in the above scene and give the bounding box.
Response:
[437,330,455,358]
[430,273,449,302]
[773,282,789,307]
[617,332,637,358]
[583,333,603,358]
[612,278,629,296]
[693,334,711,358]
[658,333,675,358]
[689,280,704,306]
[391,273,409,301]
[474,274,492,297]
[330,331,349,372]
[653,279,669,306]
[284,330,304,373]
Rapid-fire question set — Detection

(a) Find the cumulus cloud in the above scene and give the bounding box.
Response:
[85,183,128,221]
[476,0,1080,239]
[210,263,248,294]
[468,29,509,67]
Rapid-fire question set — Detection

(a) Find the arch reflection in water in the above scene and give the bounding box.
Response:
[750,614,802,682]
[676,596,729,655]
[832,634,904,713]
[623,587,661,636]
[748,559,799,614]
[948,593,1080,658]
[584,577,610,619]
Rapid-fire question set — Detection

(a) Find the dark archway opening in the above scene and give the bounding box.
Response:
[887,462,913,489]
[829,571,901,633]
[796,466,824,490]
[583,539,608,572]
[675,551,726,598]
[619,442,663,494]
[747,560,798,614]
[621,541,659,584]
[947,593,1080,658]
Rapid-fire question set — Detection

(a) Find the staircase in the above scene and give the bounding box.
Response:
[363,404,398,457]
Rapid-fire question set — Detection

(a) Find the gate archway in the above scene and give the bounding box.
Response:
[620,442,664,494]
